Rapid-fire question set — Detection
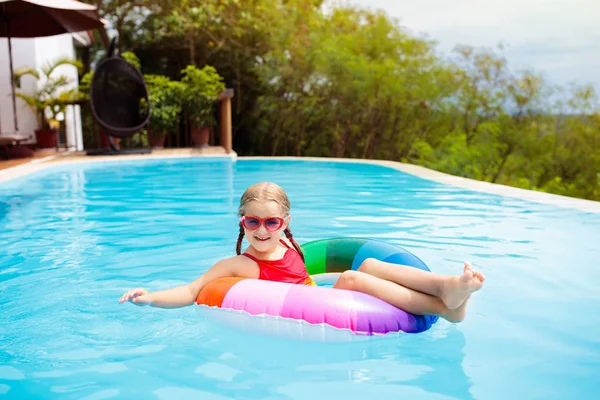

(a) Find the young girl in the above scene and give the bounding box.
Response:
[119,182,485,323]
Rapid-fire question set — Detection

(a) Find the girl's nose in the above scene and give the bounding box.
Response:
[257,224,269,235]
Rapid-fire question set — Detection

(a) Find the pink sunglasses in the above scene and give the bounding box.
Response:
[240,216,287,232]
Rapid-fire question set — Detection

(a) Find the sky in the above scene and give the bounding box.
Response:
[339,0,600,92]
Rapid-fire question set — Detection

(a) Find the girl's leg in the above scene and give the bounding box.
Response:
[333,270,467,322]
[357,258,485,309]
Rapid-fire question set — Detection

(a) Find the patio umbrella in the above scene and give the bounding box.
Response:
[0,0,105,132]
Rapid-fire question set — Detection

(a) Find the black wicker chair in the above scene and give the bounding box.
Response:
[87,38,152,156]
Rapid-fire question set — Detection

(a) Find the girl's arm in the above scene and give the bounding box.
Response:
[119,256,258,308]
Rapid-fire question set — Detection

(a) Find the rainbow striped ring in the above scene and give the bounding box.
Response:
[195,238,439,336]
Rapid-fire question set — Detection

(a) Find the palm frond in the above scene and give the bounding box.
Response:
[14,92,40,109]
[42,57,84,78]
[13,67,40,82]
[43,76,76,98]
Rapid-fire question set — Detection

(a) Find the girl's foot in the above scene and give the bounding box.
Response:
[440,262,485,310]
[443,294,471,323]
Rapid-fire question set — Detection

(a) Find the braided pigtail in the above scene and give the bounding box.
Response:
[284,227,304,262]
[236,222,245,255]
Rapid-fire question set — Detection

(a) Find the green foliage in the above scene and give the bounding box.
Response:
[180,65,225,127]
[121,51,141,69]
[144,74,186,134]
[79,70,93,100]
[87,0,600,201]
[14,57,83,129]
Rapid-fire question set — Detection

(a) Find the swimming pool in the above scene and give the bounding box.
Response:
[1,158,598,399]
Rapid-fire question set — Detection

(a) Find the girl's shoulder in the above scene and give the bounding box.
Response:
[212,254,260,278]
[226,253,256,264]
[213,253,257,268]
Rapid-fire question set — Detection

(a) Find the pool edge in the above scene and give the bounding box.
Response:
[2,153,599,214]
[0,148,238,184]
[243,156,600,214]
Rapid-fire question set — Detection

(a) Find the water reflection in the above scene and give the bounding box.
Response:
[169,313,474,400]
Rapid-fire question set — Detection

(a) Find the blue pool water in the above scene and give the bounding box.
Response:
[1,158,599,399]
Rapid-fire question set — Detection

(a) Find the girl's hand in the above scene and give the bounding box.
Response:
[119,288,152,306]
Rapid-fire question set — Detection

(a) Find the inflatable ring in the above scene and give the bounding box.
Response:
[196,238,439,336]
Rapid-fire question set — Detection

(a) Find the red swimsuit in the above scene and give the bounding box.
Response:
[242,239,315,286]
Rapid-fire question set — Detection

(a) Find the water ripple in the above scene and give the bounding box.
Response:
[1,158,599,399]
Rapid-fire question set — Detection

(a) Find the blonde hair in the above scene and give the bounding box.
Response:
[236,182,304,261]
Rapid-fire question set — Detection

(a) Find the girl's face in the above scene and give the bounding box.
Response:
[241,200,289,253]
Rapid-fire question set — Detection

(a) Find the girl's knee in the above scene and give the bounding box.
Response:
[358,257,378,273]
[335,270,361,290]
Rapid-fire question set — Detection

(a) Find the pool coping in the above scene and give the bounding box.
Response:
[245,156,600,214]
[1,152,599,214]
[0,147,238,183]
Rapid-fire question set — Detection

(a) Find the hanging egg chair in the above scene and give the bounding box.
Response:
[86,38,152,155]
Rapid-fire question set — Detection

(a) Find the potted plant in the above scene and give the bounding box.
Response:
[180,65,225,147]
[14,57,83,149]
[143,74,186,148]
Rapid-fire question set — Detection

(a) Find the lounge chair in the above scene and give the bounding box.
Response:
[0,133,34,159]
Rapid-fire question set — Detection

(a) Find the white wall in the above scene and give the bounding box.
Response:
[0,34,84,150]
[0,37,37,137]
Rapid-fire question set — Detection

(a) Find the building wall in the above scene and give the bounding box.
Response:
[0,37,37,137]
[0,34,83,150]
